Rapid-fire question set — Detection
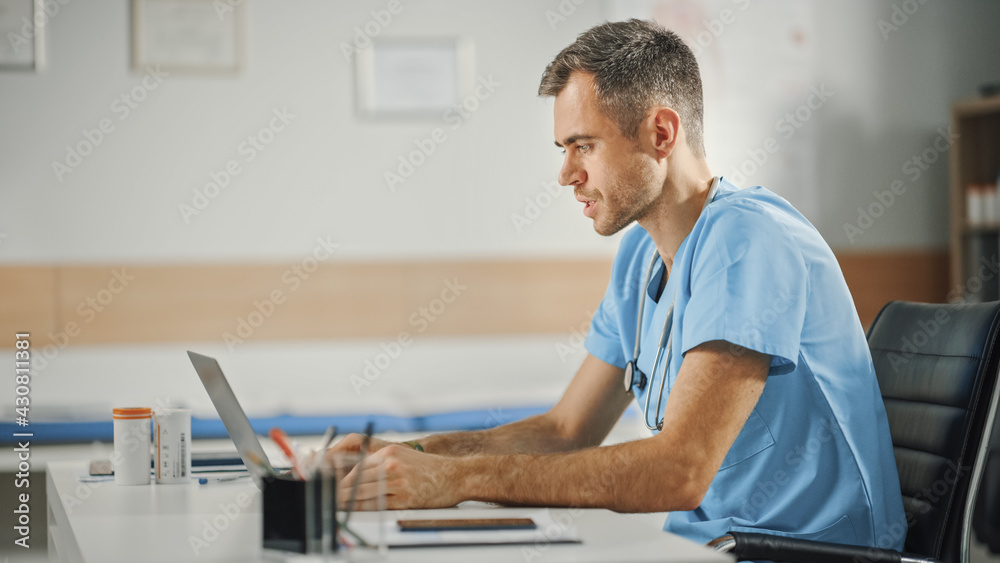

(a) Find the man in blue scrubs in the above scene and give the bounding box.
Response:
[332,19,906,549]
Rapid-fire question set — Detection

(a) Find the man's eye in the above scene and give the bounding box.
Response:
[579,145,591,153]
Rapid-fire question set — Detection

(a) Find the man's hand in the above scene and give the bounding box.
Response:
[336,444,462,511]
[326,433,395,456]
[324,433,401,486]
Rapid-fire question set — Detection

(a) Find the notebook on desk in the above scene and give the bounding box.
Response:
[347,511,581,548]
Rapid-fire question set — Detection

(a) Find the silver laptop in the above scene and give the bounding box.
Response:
[187,351,276,482]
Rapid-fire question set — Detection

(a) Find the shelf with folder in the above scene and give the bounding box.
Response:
[965,223,1000,234]
[949,95,1000,302]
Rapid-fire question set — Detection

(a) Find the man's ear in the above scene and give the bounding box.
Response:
[646,107,681,160]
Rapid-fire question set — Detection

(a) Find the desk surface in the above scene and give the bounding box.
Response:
[46,461,730,563]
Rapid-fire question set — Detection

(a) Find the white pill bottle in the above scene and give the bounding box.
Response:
[113,407,151,485]
[153,408,192,484]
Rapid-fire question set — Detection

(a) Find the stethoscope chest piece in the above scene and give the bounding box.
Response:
[623,361,646,392]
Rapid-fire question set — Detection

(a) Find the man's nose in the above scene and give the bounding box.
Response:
[558,156,586,187]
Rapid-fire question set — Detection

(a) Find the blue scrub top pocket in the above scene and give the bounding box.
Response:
[718,409,775,471]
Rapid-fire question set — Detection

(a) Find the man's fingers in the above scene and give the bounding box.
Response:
[343,497,381,512]
[341,496,408,512]
[338,481,383,507]
[324,433,377,476]
[338,479,408,510]
[327,433,364,454]
[339,453,388,489]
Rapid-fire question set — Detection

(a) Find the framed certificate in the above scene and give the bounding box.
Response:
[131,0,245,73]
[0,0,43,71]
[355,37,474,118]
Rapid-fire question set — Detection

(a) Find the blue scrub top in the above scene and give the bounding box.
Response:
[585,177,906,548]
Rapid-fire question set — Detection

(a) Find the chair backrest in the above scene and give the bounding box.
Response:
[867,301,1000,562]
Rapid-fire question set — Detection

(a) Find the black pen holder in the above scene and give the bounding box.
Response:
[261,471,338,555]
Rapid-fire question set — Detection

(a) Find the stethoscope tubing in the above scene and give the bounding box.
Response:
[625,178,720,432]
[629,254,674,432]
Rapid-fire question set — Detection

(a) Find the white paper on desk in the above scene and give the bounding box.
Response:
[349,510,581,548]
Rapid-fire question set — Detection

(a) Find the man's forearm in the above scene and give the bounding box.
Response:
[418,413,585,456]
[445,343,770,513]
[454,437,701,513]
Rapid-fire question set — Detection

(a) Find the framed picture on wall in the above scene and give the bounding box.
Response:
[355,37,475,118]
[0,0,43,71]
[131,0,245,74]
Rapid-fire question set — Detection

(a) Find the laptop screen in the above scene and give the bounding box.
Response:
[187,351,275,481]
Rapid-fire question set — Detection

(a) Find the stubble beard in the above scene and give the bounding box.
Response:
[592,156,659,237]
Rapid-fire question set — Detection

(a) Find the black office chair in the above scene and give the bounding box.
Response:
[710,301,1000,563]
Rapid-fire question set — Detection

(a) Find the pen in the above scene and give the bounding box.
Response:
[269,427,306,480]
[198,474,251,485]
[342,421,375,528]
[318,424,339,452]
[305,425,339,479]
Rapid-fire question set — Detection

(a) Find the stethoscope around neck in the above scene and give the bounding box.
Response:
[623,177,721,432]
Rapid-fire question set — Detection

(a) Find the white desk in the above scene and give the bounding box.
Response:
[46,461,731,563]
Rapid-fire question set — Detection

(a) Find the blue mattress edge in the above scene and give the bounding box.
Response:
[0,406,553,445]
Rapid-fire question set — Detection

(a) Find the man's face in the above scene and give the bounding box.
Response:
[553,72,660,236]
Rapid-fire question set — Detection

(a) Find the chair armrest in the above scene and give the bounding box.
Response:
[710,532,939,563]
[974,448,1000,552]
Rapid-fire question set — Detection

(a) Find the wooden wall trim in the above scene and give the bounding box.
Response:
[0,267,58,344]
[836,250,949,328]
[0,251,948,349]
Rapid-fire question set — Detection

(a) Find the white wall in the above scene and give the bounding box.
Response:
[0,0,616,264]
[811,0,1000,248]
[2,0,1000,264]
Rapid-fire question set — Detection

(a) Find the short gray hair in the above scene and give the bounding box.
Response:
[538,19,705,157]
